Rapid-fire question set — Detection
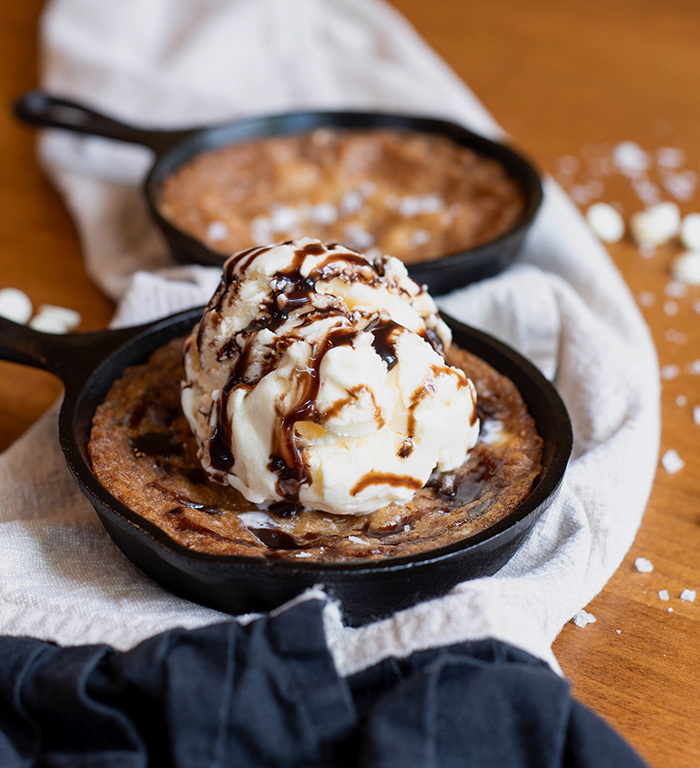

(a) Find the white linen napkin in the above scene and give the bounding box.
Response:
[0,0,659,674]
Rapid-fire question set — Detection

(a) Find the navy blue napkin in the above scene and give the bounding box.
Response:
[0,598,647,767]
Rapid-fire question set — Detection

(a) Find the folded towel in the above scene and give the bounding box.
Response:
[0,0,659,674]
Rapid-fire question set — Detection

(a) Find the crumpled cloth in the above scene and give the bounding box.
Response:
[0,599,648,768]
[0,0,659,674]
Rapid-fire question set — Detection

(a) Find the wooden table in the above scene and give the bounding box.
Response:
[1,1,699,765]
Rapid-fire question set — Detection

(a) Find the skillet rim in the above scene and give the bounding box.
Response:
[142,109,543,284]
[59,306,571,576]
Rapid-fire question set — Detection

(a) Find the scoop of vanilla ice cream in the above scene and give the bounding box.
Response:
[181,239,479,515]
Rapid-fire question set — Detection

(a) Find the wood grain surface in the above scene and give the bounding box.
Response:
[1,1,699,766]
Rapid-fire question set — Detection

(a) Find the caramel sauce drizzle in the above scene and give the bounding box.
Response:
[350,472,423,496]
[399,368,439,458]
[469,384,478,427]
[317,384,385,428]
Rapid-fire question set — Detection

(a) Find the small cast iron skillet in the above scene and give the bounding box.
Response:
[0,309,571,625]
[14,91,543,295]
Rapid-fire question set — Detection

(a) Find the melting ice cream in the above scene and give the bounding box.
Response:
[181,239,479,515]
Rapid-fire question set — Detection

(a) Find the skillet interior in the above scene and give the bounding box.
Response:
[59,308,570,625]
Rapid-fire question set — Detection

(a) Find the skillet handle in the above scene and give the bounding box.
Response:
[0,316,147,391]
[14,90,198,157]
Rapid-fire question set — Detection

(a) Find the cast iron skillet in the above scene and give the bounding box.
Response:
[0,309,571,626]
[14,91,543,295]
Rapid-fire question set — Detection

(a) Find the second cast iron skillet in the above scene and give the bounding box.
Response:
[14,91,543,295]
[0,309,571,626]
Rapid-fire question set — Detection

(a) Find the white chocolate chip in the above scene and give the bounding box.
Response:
[569,185,590,205]
[206,221,229,242]
[681,213,700,250]
[671,250,700,285]
[572,609,597,628]
[658,589,670,601]
[662,170,697,203]
[694,405,700,426]
[0,288,33,324]
[664,280,688,298]
[656,147,686,169]
[660,364,680,381]
[251,216,272,245]
[632,179,661,207]
[663,300,679,316]
[409,229,431,247]
[630,202,681,246]
[586,202,625,243]
[29,304,81,334]
[310,203,338,226]
[344,224,374,251]
[339,190,363,216]
[479,419,504,446]
[420,195,443,213]
[29,314,68,334]
[665,329,687,344]
[635,557,654,573]
[358,180,376,197]
[661,449,685,474]
[269,205,299,232]
[680,589,696,602]
[398,196,423,217]
[613,142,651,174]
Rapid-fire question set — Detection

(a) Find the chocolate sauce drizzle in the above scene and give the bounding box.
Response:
[423,327,444,356]
[367,317,402,371]
[207,243,381,502]
[268,322,358,499]
[199,241,456,507]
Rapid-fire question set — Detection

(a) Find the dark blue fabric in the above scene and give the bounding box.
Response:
[0,599,647,767]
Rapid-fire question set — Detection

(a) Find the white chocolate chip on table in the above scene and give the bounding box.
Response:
[629,202,681,246]
[29,305,82,334]
[671,251,700,285]
[586,202,625,243]
[681,213,700,250]
[0,288,32,324]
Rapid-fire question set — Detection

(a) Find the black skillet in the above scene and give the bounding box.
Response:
[14,91,543,296]
[0,309,571,626]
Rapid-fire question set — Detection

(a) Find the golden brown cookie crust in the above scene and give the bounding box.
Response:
[88,337,542,562]
[158,128,524,264]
